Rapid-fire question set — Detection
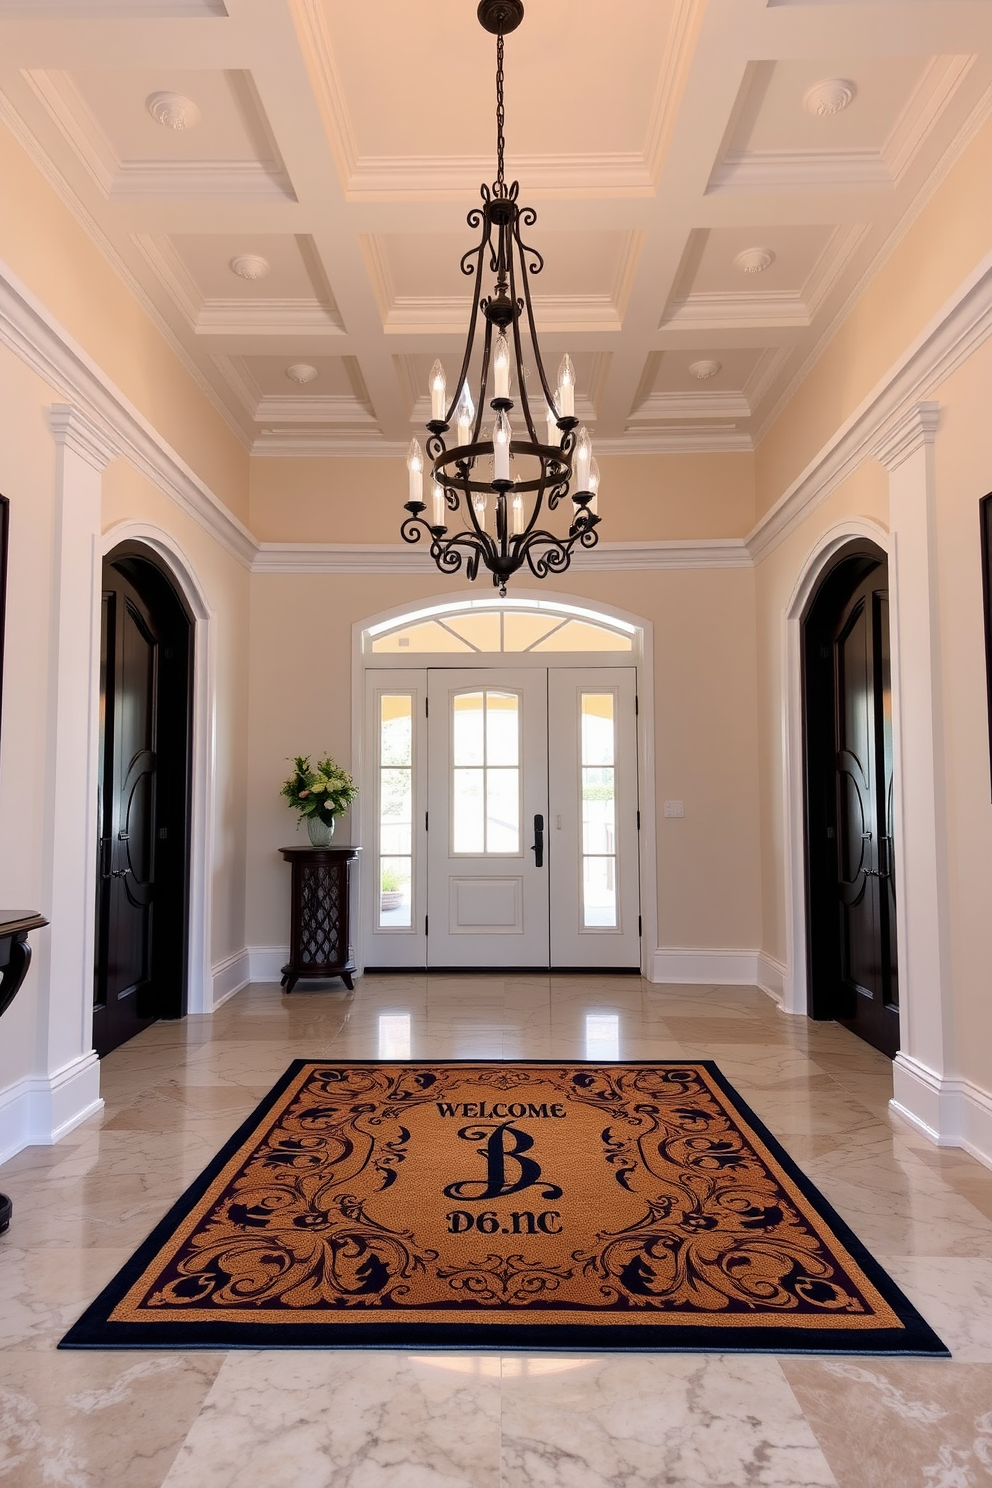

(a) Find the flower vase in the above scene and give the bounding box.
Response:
[306,814,336,847]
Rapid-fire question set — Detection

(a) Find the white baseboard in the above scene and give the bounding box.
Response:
[0,1051,103,1166]
[891,1052,992,1171]
[210,948,250,1009]
[650,947,761,985]
[756,952,787,1006]
[248,945,289,984]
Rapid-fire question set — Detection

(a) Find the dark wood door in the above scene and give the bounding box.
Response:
[804,555,899,1058]
[93,556,191,1057]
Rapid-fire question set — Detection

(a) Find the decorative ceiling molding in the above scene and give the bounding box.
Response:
[133,235,343,337]
[663,290,811,330]
[24,67,296,202]
[0,252,256,566]
[627,390,752,422]
[293,0,702,201]
[873,401,939,471]
[50,403,120,470]
[709,55,974,196]
[251,538,752,576]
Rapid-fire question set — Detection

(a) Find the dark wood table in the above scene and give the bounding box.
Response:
[279,846,360,992]
[0,911,48,1235]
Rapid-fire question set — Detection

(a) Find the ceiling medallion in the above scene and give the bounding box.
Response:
[734,247,775,276]
[689,359,722,380]
[401,0,598,596]
[230,254,270,281]
[286,363,319,384]
[146,91,201,131]
[803,79,856,117]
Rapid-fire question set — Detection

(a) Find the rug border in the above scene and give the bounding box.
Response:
[58,1059,950,1356]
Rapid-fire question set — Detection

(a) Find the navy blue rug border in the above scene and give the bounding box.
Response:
[58,1059,950,1356]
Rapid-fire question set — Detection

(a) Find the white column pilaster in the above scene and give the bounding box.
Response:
[875,401,953,1140]
[37,404,118,1140]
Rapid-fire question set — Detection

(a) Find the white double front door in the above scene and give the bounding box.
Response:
[364,665,640,970]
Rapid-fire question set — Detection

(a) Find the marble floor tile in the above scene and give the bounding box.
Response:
[0,1351,223,1488]
[781,1359,992,1488]
[160,1351,501,1488]
[499,1353,838,1487]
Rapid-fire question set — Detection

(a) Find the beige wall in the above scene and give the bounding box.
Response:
[0,122,250,522]
[245,566,762,957]
[249,451,756,544]
[0,344,59,1092]
[925,336,992,1092]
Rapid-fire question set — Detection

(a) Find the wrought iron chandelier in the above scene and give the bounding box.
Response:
[402,0,600,597]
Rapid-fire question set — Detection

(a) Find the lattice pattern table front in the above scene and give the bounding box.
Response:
[279,847,359,992]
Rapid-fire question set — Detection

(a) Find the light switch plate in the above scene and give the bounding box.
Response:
[664,799,684,818]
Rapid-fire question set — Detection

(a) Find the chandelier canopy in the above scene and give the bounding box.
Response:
[401,0,600,596]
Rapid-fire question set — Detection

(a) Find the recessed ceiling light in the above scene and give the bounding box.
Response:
[286,363,319,384]
[230,254,270,281]
[804,79,856,117]
[689,360,722,380]
[146,91,200,131]
[734,247,775,276]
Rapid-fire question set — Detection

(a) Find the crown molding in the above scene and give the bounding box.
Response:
[709,147,893,194]
[873,402,939,470]
[49,404,119,470]
[662,291,811,331]
[252,538,752,576]
[0,254,257,568]
[747,248,992,564]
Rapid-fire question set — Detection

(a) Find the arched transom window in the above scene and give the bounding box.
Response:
[366,599,636,654]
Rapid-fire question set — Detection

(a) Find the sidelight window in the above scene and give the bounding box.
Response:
[378,694,414,928]
[580,692,618,927]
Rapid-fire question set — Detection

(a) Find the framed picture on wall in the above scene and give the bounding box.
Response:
[0,494,7,759]
[982,492,992,795]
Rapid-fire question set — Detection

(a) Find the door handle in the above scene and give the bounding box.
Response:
[112,866,131,880]
[531,813,545,869]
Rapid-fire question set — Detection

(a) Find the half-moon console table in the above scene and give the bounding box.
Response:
[0,910,48,1235]
[279,846,360,993]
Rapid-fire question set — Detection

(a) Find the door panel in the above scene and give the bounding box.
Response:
[363,671,428,968]
[94,556,192,1057]
[427,669,550,967]
[548,668,640,968]
[803,555,898,1059]
[94,582,159,1055]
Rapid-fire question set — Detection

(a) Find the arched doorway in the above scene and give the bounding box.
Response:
[355,593,654,975]
[93,544,193,1056]
[802,541,899,1058]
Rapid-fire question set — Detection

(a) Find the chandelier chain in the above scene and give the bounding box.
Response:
[495,30,506,194]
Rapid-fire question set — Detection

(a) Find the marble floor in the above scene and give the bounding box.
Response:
[2,974,992,1488]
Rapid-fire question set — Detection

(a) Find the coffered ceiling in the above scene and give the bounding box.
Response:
[0,0,990,457]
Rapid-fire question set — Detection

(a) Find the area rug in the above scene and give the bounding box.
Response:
[60,1060,947,1354]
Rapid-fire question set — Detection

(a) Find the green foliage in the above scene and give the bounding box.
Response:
[281,754,358,822]
[379,864,406,893]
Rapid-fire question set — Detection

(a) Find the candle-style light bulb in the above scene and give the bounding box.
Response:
[588,456,601,516]
[573,425,592,493]
[493,408,511,482]
[429,360,447,421]
[472,492,487,530]
[546,401,559,447]
[557,354,575,418]
[493,334,511,399]
[511,491,525,536]
[406,438,424,503]
[455,384,475,446]
[431,478,446,528]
